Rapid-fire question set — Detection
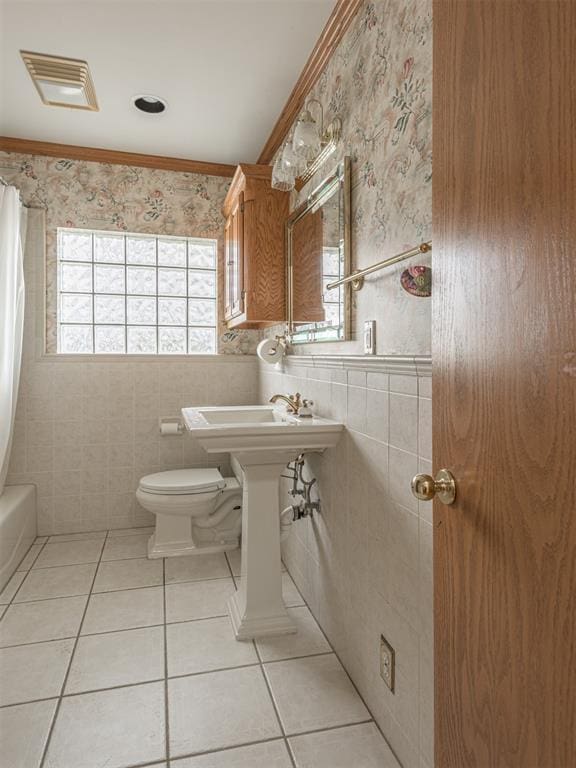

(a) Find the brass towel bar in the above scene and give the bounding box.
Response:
[326,241,432,292]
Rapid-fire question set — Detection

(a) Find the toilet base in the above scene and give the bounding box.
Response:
[147,508,240,559]
[147,533,238,559]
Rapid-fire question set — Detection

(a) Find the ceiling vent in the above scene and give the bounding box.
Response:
[20,51,98,111]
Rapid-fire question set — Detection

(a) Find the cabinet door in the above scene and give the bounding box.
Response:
[224,194,244,320]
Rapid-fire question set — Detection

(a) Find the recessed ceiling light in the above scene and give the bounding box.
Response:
[133,95,167,114]
[20,50,98,110]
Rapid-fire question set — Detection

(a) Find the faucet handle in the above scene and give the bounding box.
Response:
[298,399,314,418]
[290,393,302,407]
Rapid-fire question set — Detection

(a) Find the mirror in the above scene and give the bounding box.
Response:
[286,157,351,343]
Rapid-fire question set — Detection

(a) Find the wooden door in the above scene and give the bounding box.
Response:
[433,2,576,767]
[224,193,244,321]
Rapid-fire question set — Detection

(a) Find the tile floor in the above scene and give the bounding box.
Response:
[0,529,400,768]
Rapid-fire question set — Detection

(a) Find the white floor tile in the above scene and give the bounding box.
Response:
[33,540,104,569]
[107,526,155,537]
[169,666,281,756]
[264,654,370,735]
[256,606,331,662]
[66,625,164,694]
[101,534,150,561]
[165,553,230,584]
[289,722,400,768]
[0,639,74,706]
[17,544,43,571]
[44,681,165,768]
[0,699,58,768]
[167,617,257,677]
[0,596,87,647]
[165,578,236,623]
[172,740,292,767]
[81,586,164,635]
[0,571,26,604]
[93,557,163,592]
[47,531,107,543]
[15,563,96,602]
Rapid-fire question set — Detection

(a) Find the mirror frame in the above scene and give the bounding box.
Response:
[286,156,351,344]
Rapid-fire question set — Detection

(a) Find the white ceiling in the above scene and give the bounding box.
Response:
[0,0,336,164]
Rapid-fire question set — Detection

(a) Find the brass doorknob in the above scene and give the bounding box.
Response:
[411,469,457,505]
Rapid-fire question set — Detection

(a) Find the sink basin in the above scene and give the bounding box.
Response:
[182,405,343,454]
[181,403,344,641]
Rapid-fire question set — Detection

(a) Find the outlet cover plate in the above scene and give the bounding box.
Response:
[380,634,395,692]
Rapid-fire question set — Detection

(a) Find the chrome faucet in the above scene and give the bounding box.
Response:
[269,392,302,415]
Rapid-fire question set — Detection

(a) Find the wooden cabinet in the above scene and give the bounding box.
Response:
[223,164,289,328]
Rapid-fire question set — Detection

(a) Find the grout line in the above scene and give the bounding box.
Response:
[169,735,290,763]
[257,650,333,666]
[27,559,102,571]
[0,650,342,710]
[38,531,109,768]
[284,717,375,740]
[0,611,241,650]
[224,550,237,585]
[6,570,235,606]
[251,616,297,768]
[1,539,51,612]
[162,555,170,768]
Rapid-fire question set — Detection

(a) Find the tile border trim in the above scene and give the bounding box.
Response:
[272,354,432,377]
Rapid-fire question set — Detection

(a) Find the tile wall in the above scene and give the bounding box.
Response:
[259,356,433,768]
[5,210,259,535]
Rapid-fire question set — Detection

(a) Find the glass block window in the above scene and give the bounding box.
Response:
[57,229,217,354]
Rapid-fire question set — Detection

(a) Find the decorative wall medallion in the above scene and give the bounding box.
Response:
[400,265,431,297]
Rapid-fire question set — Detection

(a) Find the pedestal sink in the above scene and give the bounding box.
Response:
[182,405,343,639]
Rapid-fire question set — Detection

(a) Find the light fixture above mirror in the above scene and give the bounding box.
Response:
[272,99,341,192]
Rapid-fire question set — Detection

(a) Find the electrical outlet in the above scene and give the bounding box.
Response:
[380,635,395,692]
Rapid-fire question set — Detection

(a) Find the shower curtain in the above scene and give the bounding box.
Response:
[0,185,26,495]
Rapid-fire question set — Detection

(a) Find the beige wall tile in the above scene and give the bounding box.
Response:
[389,393,419,453]
[418,397,432,462]
[265,360,432,767]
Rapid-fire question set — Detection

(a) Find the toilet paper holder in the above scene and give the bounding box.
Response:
[159,418,185,436]
[257,334,287,365]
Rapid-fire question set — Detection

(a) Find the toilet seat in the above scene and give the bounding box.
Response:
[139,468,227,496]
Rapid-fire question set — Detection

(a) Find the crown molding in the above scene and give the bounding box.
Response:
[0,137,238,178]
[257,0,363,165]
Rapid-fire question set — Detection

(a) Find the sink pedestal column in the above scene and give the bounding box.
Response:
[228,452,297,640]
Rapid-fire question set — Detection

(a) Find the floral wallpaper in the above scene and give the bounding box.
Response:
[0,151,259,354]
[280,0,432,355]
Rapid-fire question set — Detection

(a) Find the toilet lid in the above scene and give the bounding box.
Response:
[139,468,226,495]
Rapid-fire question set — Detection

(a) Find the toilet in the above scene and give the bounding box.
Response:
[136,467,243,559]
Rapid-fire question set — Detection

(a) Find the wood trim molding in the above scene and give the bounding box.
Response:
[257,0,363,165]
[0,136,237,178]
[223,163,274,215]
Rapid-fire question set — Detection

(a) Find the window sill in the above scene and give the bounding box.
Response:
[35,352,257,363]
